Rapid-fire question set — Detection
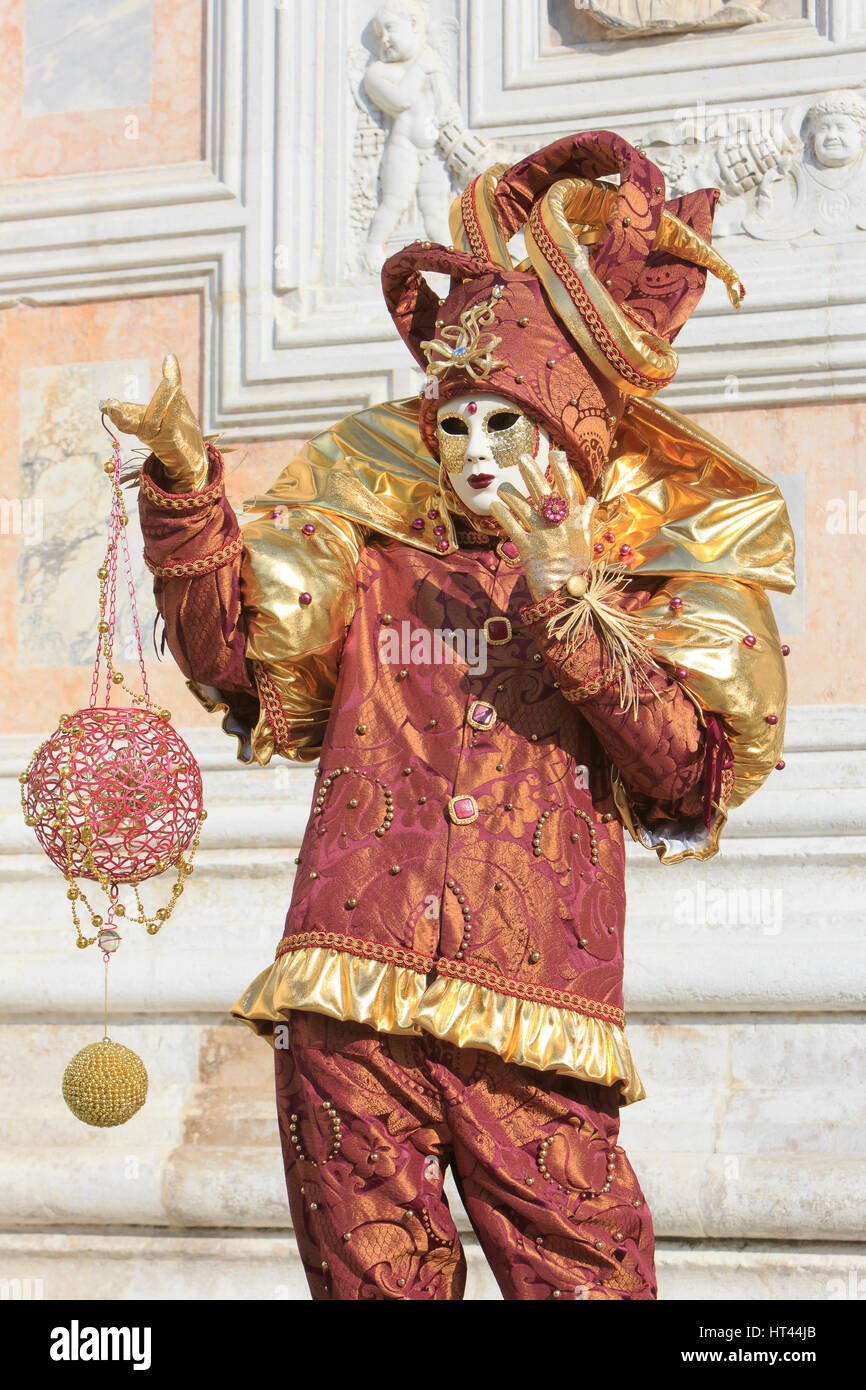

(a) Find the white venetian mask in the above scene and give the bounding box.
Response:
[436,392,551,517]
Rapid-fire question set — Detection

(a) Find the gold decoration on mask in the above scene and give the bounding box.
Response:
[436,405,538,475]
[482,406,539,472]
[436,414,471,473]
[421,290,506,380]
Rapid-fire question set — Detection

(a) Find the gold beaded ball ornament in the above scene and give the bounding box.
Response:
[62,1038,149,1128]
[20,421,207,1127]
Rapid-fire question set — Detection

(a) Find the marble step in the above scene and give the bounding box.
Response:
[0,1229,862,1301]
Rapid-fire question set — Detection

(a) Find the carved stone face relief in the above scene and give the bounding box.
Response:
[809,113,863,169]
[644,89,866,241]
[373,5,424,63]
[436,391,551,517]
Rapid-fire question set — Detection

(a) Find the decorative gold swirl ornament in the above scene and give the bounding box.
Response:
[421,287,506,380]
[62,1037,148,1128]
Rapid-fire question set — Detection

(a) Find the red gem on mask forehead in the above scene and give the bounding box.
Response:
[467,402,478,414]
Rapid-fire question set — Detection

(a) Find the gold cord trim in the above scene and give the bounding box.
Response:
[435,956,625,1028]
[275,930,434,975]
[139,469,224,512]
[528,194,677,393]
[145,533,243,579]
[560,668,619,702]
[461,181,490,260]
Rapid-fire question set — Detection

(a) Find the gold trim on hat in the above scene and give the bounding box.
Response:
[526,180,679,395]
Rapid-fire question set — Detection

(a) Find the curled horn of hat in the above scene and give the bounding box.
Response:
[447,130,744,396]
[381,242,500,370]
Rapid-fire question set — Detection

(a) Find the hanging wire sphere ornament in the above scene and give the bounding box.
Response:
[24,707,202,884]
[62,1037,148,1128]
[19,416,208,1126]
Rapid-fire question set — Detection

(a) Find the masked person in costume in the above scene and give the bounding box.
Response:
[102,131,795,1301]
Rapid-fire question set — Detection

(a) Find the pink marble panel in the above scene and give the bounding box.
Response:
[0,0,202,178]
[694,403,866,707]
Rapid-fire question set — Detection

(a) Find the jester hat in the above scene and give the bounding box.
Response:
[381,129,744,494]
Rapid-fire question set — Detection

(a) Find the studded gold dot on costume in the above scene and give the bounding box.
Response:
[61,1038,148,1128]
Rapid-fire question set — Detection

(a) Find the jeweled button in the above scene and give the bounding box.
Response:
[496,540,520,565]
[467,701,496,731]
[484,616,512,645]
[447,795,479,825]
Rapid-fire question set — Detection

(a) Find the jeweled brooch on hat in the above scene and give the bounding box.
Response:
[420,286,506,381]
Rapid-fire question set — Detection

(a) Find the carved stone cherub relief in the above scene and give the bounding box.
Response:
[348,1,505,276]
[360,0,457,270]
[643,89,866,241]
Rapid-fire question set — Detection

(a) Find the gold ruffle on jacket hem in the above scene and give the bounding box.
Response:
[229,945,645,1106]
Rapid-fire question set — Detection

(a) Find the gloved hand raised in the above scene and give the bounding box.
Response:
[100,354,209,493]
[488,452,596,602]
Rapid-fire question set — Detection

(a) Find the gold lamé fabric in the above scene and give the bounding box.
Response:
[243,398,455,551]
[240,506,365,764]
[595,397,794,809]
[233,947,423,1039]
[411,974,644,1104]
[231,947,645,1106]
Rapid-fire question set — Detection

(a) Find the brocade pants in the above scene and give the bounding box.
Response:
[275,1009,656,1301]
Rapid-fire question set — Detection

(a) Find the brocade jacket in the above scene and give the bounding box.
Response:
[138,397,794,1106]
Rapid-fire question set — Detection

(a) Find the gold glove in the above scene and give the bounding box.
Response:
[100,354,209,492]
[488,451,595,602]
[489,452,658,717]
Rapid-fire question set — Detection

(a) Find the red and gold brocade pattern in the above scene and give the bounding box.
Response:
[276,1011,656,1301]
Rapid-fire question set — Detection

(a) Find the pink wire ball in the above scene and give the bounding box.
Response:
[24,708,203,884]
